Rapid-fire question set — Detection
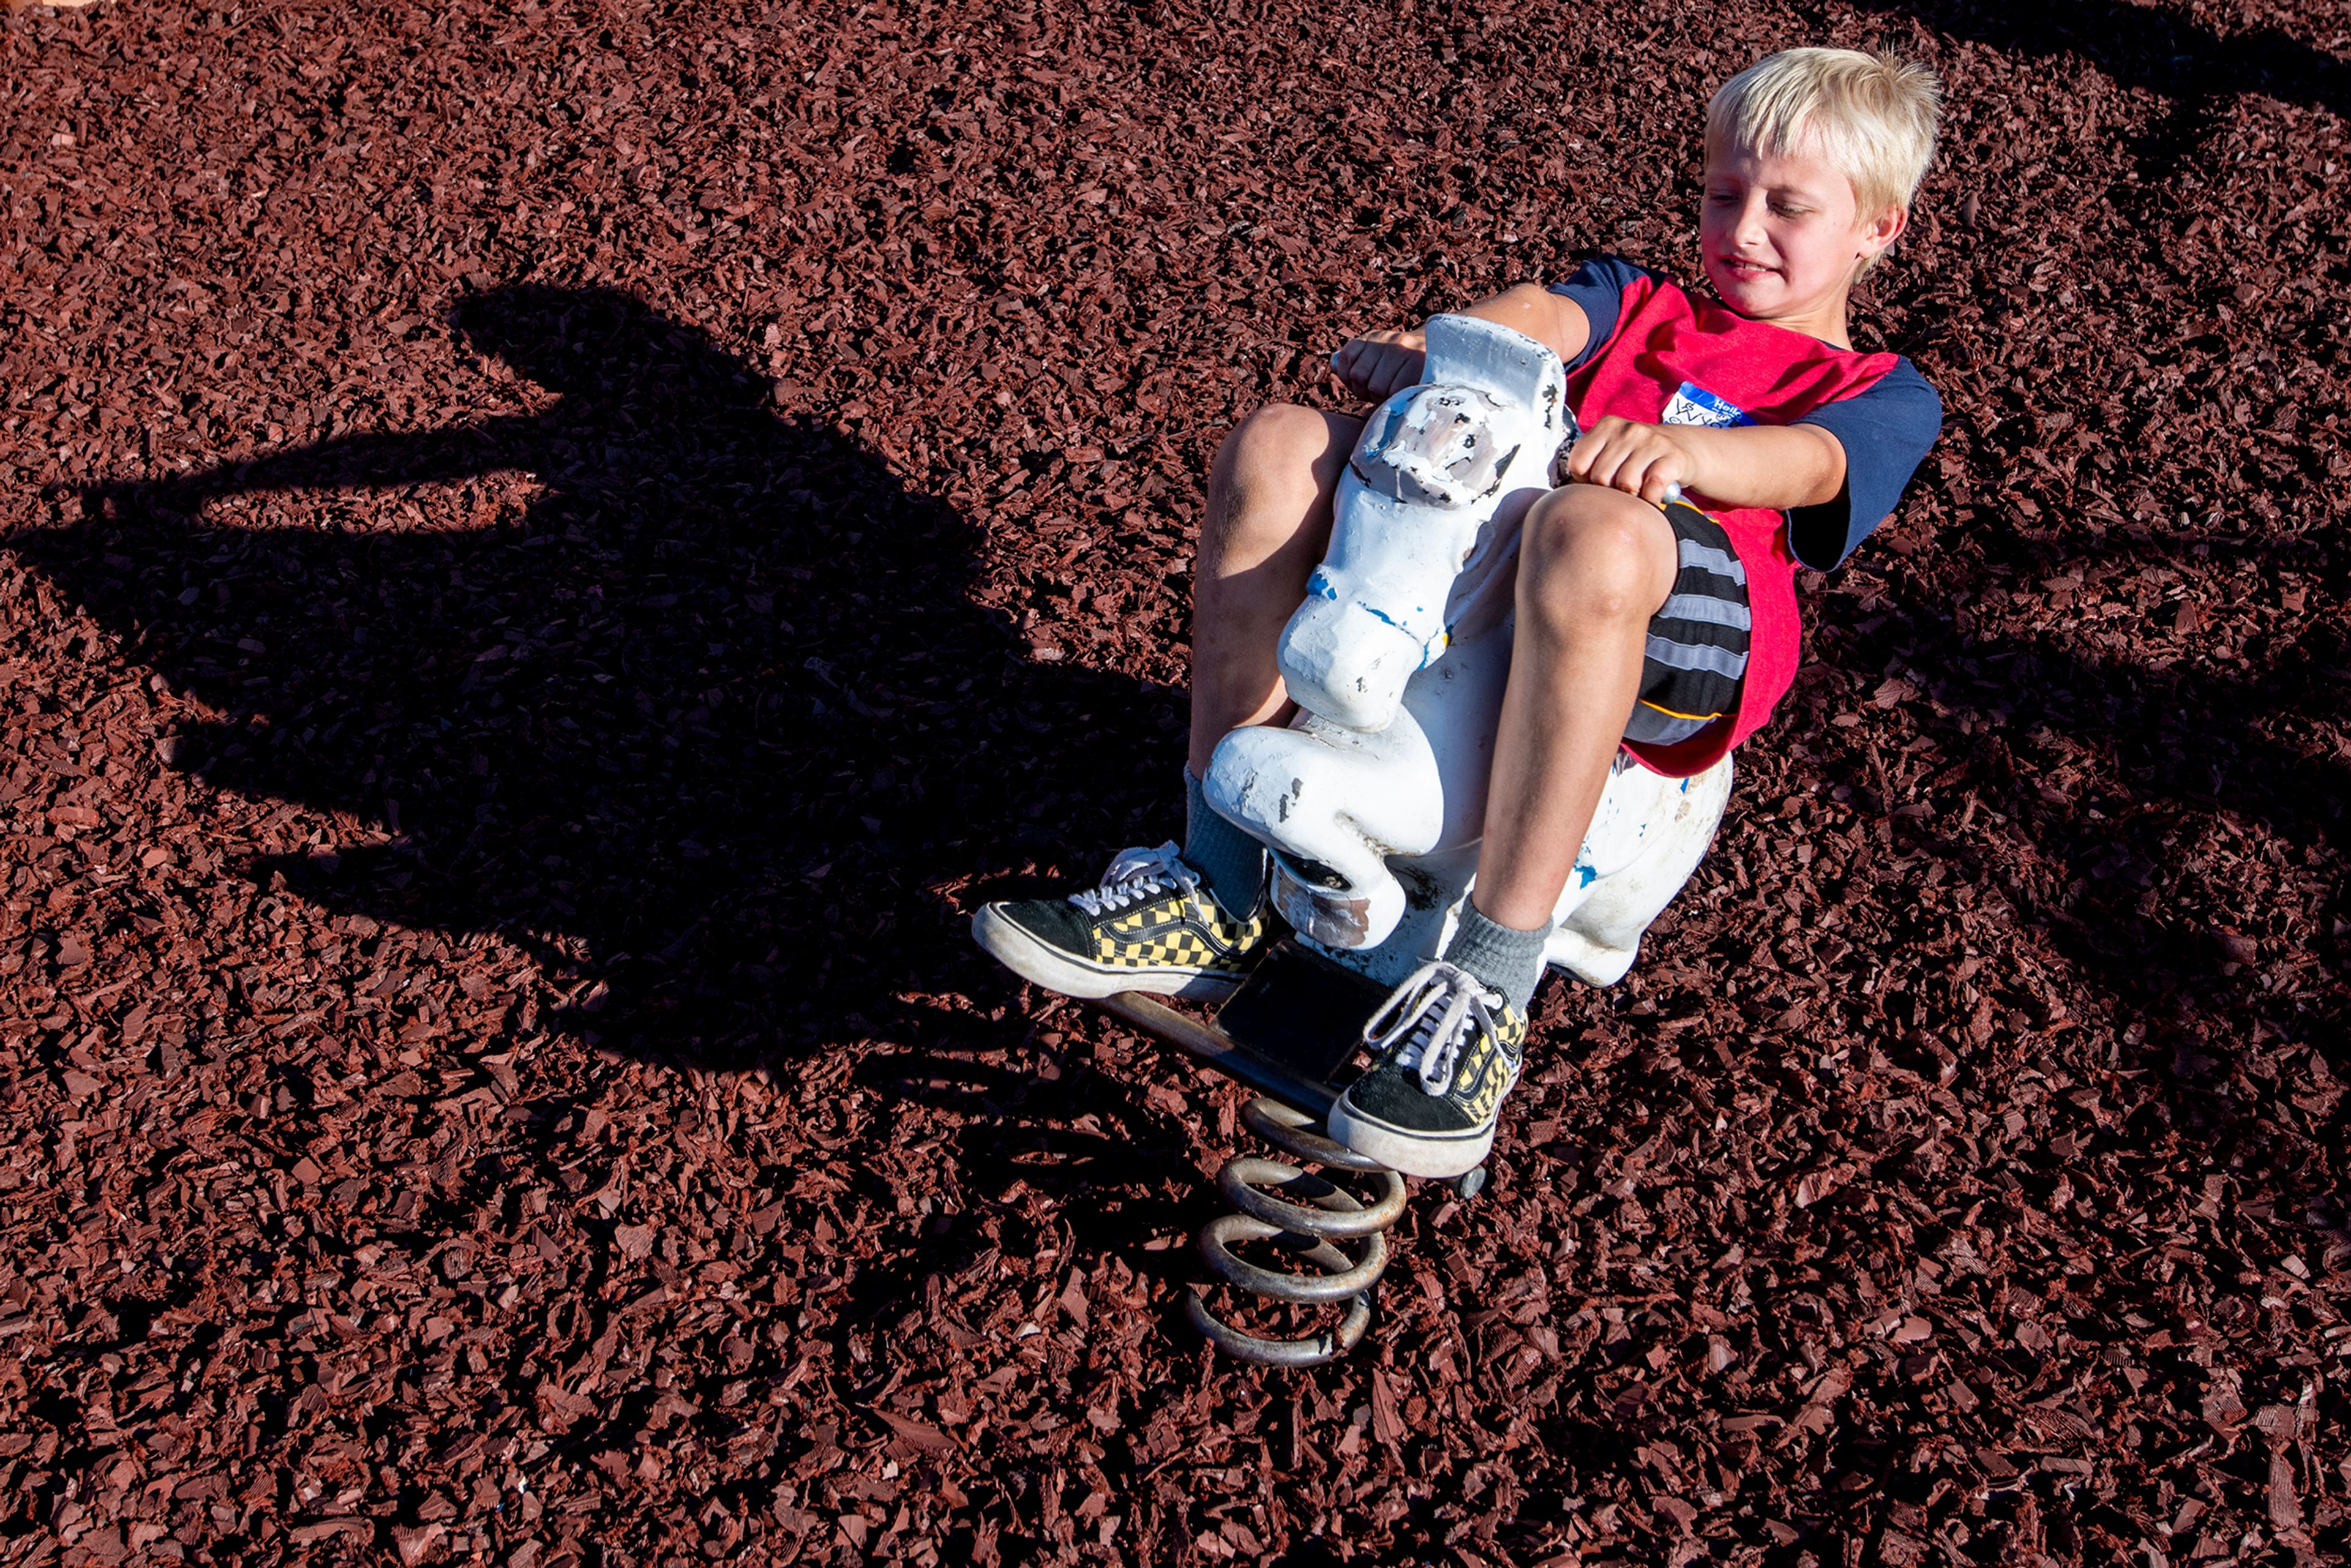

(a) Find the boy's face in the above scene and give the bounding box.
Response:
[1700,139,1904,332]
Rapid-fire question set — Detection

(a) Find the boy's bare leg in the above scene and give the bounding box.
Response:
[971,402,1358,1000]
[1472,485,1681,930]
[1327,485,1678,1176]
[1187,405,1362,777]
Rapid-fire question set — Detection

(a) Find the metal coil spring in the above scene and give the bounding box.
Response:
[1185,1098,1409,1367]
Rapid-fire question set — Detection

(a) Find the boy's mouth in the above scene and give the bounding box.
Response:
[1717,255,1779,280]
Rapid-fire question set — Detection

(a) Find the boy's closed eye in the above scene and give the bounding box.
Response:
[1708,188,1815,217]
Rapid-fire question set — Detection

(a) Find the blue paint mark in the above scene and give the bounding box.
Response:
[1577,865,1599,887]
[1679,779,1690,792]
[1344,597,1450,669]
[1308,569,1338,601]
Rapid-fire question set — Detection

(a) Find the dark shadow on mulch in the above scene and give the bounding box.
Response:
[20,285,1187,1075]
[1818,530,2348,1126]
[1859,0,2350,130]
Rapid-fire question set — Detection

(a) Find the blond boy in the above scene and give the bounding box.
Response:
[978,48,1947,1177]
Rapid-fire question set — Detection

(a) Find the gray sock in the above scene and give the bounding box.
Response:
[1184,769,1267,916]
[1444,902,1552,1015]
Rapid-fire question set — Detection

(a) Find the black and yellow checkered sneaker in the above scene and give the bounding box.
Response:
[972,841,1269,1002]
[1328,960,1526,1179]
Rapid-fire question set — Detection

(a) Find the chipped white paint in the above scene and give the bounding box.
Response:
[1275,312,1567,733]
[1205,313,1733,989]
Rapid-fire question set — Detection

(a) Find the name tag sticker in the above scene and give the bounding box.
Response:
[1660,382,1756,429]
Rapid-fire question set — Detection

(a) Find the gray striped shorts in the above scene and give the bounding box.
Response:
[1621,501,1750,747]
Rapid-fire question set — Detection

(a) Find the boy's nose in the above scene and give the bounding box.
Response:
[1733,197,1772,247]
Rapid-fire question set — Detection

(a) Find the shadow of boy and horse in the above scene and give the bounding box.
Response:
[23,285,2334,1138]
[23,285,1182,1082]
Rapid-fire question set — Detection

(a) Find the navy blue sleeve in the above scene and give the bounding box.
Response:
[1546,255,1651,372]
[1787,358,1943,569]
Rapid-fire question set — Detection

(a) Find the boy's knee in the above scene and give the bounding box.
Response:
[1201,405,1358,562]
[1520,487,1674,623]
[1212,403,1353,504]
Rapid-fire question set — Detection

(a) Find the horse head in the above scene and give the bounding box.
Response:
[1276,313,1570,732]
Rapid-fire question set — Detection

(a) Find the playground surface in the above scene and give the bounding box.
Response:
[1,0,2347,1562]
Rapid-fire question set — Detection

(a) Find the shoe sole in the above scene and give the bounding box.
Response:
[971,905,1247,1003]
[1325,1097,1494,1180]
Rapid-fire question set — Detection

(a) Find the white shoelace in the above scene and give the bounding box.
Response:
[1362,961,1505,1097]
[1068,841,1202,918]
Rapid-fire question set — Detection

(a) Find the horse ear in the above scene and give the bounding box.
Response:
[1420,314,1568,435]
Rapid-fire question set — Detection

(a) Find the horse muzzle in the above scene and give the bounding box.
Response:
[1277,593,1438,734]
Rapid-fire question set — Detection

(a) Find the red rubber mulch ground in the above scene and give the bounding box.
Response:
[2,1,2347,1564]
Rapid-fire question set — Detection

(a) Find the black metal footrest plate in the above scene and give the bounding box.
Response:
[1212,939,1393,1090]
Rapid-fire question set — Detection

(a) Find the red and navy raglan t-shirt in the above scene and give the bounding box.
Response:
[1547,255,1941,776]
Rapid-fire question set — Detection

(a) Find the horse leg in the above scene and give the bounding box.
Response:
[1472,485,1679,932]
[1205,702,1445,951]
[1189,404,1363,778]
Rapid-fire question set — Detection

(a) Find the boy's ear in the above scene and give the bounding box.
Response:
[1857,203,1908,264]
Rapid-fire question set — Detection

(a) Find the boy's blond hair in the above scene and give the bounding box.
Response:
[1707,48,1943,227]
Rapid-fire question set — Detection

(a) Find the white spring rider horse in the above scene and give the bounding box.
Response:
[1204,313,1734,991]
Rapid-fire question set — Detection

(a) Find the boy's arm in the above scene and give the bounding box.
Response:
[1330,283,1592,403]
[1564,418,1848,511]
[1458,283,1592,366]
